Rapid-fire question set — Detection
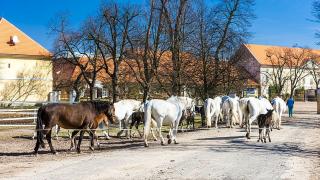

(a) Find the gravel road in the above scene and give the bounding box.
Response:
[0,102,319,180]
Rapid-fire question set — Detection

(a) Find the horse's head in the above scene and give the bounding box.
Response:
[105,104,116,124]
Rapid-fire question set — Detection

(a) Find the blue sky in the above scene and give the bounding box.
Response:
[0,0,319,51]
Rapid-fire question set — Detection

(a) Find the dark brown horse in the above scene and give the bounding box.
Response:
[34,101,115,155]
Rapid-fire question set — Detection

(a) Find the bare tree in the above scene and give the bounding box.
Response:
[53,58,85,102]
[123,0,167,102]
[186,0,254,99]
[264,48,290,96]
[208,0,254,95]
[0,69,47,106]
[87,2,139,103]
[162,0,189,95]
[51,15,103,100]
[286,47,313,97]
[309,59,320,90]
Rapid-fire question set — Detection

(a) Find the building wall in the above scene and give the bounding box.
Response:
[0,57,52,101]
[260,66,318,98]
[237,45,261,82]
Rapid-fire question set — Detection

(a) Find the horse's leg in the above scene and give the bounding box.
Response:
[45,129,57,154]
[167,128,173,144]
[34,138,41,155]
[99,122,110,140]
[54,125,60,140]
[157,119,165,145]
[215,113,219,128]
[246,113,257,139]
[172,120,179,144]
[117,119,125,138]
[257,127,262,142]
[124,116,131,139]
[246,120,252,139]
[150,120,158,141]
[267,125,271,142]
[136,119,144,138]
[77,130,85,153]
[89,130,96,151]
[263,127,267,143]
[69,130,79,151]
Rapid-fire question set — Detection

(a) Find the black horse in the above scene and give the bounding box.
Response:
[34,101,115,155]
[257,109,274,143]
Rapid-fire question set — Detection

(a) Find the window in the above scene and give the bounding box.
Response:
[102,88,109,98]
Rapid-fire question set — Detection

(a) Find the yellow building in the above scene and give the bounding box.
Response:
[0,18,52,103]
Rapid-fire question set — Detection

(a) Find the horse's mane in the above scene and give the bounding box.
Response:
[82,101,113,114]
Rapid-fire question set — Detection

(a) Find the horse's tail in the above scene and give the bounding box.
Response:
[246,100,250,115]
[36,106,45,148]
[143,101,152,147]
[204,100,211,127]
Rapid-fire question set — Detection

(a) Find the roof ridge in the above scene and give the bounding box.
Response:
[0,18,50,55]
[245,43,320,51]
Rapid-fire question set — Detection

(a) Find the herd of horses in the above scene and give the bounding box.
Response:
[33,96,287,155]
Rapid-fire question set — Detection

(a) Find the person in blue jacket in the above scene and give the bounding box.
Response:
[287,97,294,117]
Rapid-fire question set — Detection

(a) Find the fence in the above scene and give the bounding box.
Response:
[0,100,56,127]
[0,108,37,127]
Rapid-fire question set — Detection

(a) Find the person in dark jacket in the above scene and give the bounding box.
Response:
[287,97,294,117]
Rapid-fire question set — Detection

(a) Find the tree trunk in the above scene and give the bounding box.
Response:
[89,84,95,100]
[112,74,119,103]
[143,85,150,103]
[74,89,80,102]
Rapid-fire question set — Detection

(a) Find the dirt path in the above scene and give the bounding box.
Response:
[0,102,319,180]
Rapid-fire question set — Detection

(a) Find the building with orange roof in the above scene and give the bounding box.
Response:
[0,18,52,103]
[238,44,320,100]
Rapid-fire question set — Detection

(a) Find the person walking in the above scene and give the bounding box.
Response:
[287,97,294,117]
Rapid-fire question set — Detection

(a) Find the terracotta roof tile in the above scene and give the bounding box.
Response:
[0,17,50,57]
[244,44,320,65]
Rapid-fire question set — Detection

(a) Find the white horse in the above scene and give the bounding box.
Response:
[176,96,195,112]
[103,99,142,139]
[245,97,274,139]
[204,97,222,128]
[271,96,286,129]
[143,96,185,147]
[239,97,250,128]
[222,97,242,128]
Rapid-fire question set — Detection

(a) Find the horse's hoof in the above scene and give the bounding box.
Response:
[257,139,259,142]
[269,139,271,142]
[105,136,111,140]
[245,133,250,139]
[144,143,149,147]
[174,141,179,144]
[166,134,170,139]
[153,139,158,141]
[89,146,94,151]
[53,151,58,155]
[161,142,165,146]
[168,139,172,144]
[41,144,45,149]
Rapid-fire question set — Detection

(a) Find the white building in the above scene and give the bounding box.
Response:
[0,18,52,102]
[238,44,320,100]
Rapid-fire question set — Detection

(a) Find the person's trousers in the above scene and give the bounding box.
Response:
[288,107,293,117]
